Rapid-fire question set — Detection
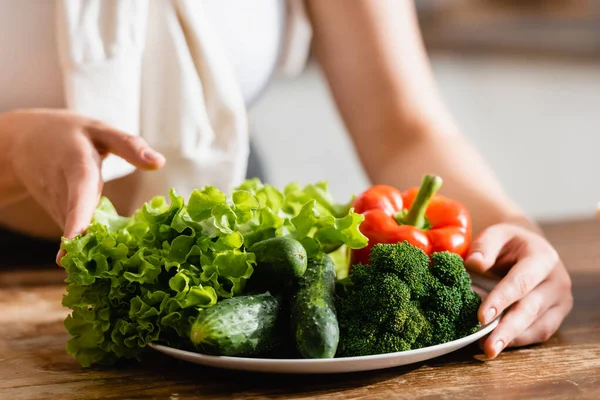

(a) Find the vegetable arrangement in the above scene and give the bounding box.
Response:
[60,175,482,367]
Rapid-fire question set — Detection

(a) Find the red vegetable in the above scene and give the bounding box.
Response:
[351,175,472,265]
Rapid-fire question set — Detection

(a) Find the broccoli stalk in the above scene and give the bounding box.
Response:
[336,241,481,357]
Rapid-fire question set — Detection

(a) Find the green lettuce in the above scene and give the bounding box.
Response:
[60,179,367,366]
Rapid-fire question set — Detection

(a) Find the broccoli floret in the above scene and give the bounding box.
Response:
[337,318,380,357]
[430,251,472,291]
[337,241,482,357]
[455,289,482,338]
[429,251,482,339]
[413,318,434,348]
[389,301,428,348]
[423,283,463,322]
[386,301,424,333]
[347,263,371,288]
[337,272,411,326]
[426,310,457,345]
[376,331,412,353]
[355,273,411,311]
[368,242,433,299]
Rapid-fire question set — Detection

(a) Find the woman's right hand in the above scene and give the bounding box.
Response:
[0,109,165,257]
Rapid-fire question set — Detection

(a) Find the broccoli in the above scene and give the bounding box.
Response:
[368,242,433,299]
[430,251,473,291]
[336,241,481,357]
[456,289,483,338]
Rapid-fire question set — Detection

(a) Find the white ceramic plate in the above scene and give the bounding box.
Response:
[149,287,499,374]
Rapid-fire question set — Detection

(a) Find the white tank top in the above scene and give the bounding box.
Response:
[0,0,284,113]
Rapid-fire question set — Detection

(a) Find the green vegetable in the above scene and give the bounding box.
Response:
[291,254,339,359]
[336,241,481,357]
[189,292,282,356]
[248,237,307,291]
[60,179,367,366]
[329,244,351,280]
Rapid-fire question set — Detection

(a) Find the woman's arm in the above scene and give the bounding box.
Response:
[306,0,572,358]
[305,0,524,234]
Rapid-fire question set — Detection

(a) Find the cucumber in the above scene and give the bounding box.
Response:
[189,292,281,356]
[248,237,308,291]
[291,254,339,358]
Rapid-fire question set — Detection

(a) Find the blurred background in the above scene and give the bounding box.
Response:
[249,0,600,222]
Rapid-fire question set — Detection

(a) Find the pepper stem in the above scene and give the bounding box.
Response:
[401,174,443,229]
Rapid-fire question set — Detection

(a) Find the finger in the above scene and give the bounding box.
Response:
[464,224,513,274]
[56,249,66,266]
[479,255,555,324]
[56,170,102,265]
[86,123,165,170]
[481,280,559,358]
[57,165,102,266]
[507,304,571,348]
[62,164,103,240]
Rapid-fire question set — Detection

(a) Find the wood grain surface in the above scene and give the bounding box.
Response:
[1,219,598,400]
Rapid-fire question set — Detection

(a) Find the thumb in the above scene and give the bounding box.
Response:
[464,224,513,275]
[56,164,103,266]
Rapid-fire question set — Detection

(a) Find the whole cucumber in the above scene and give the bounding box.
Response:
[291,254,339,358]
[248,237,308,290]
[189,292,281,356]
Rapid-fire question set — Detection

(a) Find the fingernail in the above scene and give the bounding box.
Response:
[484,307,497,324]
[56,249,65,266]
[467,251,483,265]
[494,340,505,356]
[142,148,165,164]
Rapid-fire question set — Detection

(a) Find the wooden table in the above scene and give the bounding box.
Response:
[1,219,599,400]
[418,0,600,60]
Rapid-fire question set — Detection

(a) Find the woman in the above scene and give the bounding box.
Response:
[0,0,572,360]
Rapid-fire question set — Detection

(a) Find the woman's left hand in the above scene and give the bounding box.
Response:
[465,223,573,359]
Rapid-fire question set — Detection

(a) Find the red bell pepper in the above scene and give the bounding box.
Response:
[351,175,472,265]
